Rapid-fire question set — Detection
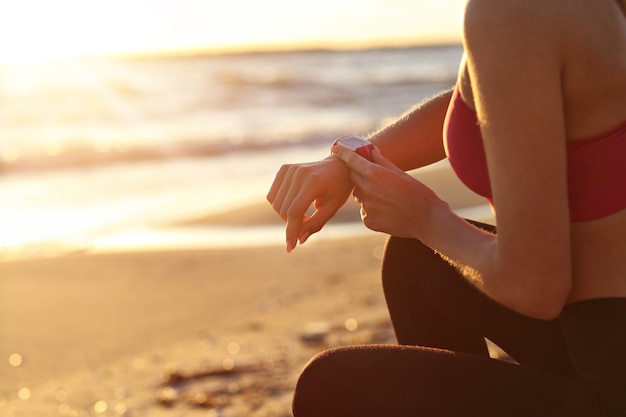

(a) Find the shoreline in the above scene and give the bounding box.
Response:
[0,160,496,416]
[90,160,494,256]
[1,160,493,263]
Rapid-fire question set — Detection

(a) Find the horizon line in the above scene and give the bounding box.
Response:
[93,36,463,60]
[0,36,463,65]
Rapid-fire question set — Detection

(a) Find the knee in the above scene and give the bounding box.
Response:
[382,235,435,268]
[292,348,347,417]
[381,236,436,286]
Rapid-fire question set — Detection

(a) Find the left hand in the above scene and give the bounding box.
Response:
[331,144,441,240]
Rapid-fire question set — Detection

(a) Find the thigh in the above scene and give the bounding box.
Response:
[382,228,575,375]
[293,344,606,417]
[561,298,626,415]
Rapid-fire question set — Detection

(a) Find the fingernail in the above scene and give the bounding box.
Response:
[286,241,295,253]
[299,232,310,245]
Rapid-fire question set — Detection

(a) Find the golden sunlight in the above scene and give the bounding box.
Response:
[0,1,100,63]
[0,0,463,63]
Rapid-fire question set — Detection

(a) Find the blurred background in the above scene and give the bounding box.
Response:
[0,0,466,260]
[1,2,478,416]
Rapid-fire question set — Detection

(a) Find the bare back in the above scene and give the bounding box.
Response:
[553,0,626,303]
[459,0,626,303]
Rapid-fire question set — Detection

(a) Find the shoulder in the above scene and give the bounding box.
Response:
[463,0,570,24]
[462,0,569,50]
[461,0,569,78]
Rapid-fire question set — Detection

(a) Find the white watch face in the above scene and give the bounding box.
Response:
[337,135,370,151]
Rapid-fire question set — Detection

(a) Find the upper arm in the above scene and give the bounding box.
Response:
[369,88,453,171]
[462,0,572,316]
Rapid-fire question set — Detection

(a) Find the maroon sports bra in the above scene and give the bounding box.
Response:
[444,86,626,222]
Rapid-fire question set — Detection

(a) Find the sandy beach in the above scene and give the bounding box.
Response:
[1,164,493,417]
[2,230,391,417]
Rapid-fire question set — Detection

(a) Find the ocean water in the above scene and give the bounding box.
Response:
[0,45,464,260]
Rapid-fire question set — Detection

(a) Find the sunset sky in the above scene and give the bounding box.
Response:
[0,0,465,62]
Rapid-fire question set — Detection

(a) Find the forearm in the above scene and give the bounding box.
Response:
[419,199,570,320]
[366,88,453,171]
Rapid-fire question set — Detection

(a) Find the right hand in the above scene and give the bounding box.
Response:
[267,155,353,252]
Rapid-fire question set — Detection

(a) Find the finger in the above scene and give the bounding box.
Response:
[278,174,306,220]
[284,188,316,252]
[278,164,322,222]
[273,166,306,221]
[298,204,335,245]
[267,164,290,204]
[286,214,307,253]
[369,146,402,171]
[352,188,363,205]
[352,188,373,225]
[331,145,372,177]
[268,166,295,220]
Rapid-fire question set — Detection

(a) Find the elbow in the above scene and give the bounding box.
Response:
[509,277,572,320]
[524,299,567,321]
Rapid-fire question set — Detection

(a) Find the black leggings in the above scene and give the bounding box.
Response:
[292,226,626,416]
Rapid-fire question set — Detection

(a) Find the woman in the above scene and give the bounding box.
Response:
[267,0,626,415]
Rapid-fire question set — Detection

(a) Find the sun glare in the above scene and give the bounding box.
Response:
[0,0,462,63]
[0,1,92,63]
[0,0,320,63]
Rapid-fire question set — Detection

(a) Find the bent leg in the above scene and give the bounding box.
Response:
[382,233,490,355]
[382,231,575,375]
[292,344,605,417]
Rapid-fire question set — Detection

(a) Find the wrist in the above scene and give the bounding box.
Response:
[411,195,452,242]
[323,152,355,186]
